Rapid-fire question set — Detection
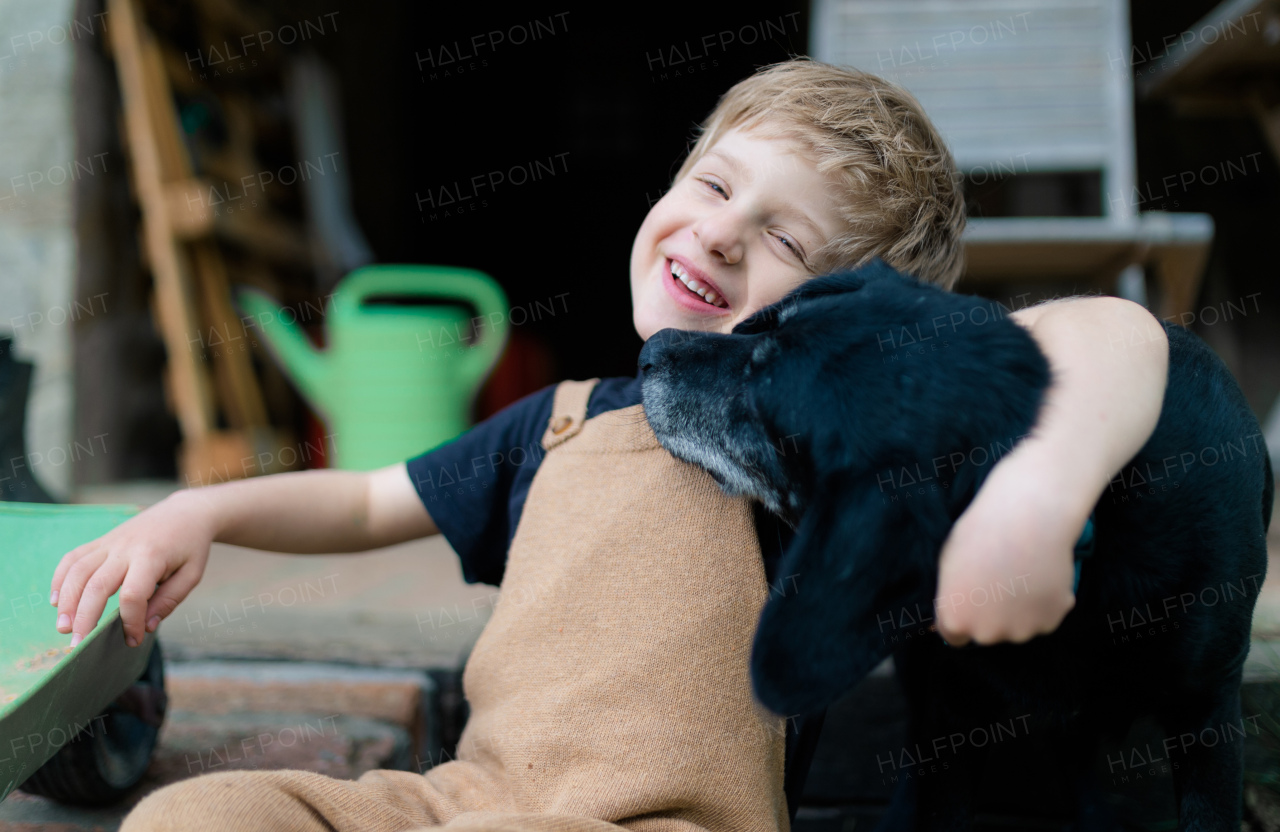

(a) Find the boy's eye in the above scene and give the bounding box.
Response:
[698,177,728,198]
[775,233,801,257]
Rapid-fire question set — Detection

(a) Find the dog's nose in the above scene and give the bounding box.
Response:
[638,331,669,376]
[640,328,700,376]
[638,342,655,375]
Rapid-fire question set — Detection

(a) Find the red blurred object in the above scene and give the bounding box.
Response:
[474,329,556,421]
[302,408,330,469]
[299,321,330,469]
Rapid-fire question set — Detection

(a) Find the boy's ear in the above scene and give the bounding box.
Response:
[750,469,945,716]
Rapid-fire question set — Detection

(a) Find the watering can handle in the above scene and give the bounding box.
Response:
[337,267,510,389]
[441,274,509,389]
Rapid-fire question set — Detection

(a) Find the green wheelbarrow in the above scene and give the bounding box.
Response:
[0,502,167,806]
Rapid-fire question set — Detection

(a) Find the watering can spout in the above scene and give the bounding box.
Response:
[234,288,335,417]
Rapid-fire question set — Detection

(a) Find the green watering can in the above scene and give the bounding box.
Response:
[236,265,509,470]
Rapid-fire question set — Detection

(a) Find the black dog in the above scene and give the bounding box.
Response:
[638,259,1272,830]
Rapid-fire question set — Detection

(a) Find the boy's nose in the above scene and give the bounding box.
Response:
[693,217,745,265]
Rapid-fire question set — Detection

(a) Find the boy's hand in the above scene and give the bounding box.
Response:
[933,439,1084,646]
[934,296,1167,646]
[50,490,215,648]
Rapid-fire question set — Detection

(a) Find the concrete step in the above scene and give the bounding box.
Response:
[153,537,495,670]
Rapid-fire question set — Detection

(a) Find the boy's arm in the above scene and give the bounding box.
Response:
[213,463,438,552]
[934,296,1169,646]
[51,463,437,649]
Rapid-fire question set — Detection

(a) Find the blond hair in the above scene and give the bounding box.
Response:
[674,59,966,289]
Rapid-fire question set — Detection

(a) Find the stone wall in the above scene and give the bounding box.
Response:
[0,0,89,499]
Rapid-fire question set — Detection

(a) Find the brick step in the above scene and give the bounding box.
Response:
[164,661,436,755]
[0,660,444,832]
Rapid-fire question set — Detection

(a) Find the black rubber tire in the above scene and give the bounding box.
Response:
[18,641,166,806]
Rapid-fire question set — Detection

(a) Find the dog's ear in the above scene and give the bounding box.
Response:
[732,296,800,335]
[732,258,908,335]
[750,468,946,715]
[793,257,906,302]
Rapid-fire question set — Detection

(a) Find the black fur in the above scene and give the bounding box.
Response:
[638,258,1272,830]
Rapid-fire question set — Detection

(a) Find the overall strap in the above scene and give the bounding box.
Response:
[540,378,601,451]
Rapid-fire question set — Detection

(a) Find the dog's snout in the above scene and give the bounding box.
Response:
[638,339,660,376]
[639,328,681,376]
[640,328,739,380]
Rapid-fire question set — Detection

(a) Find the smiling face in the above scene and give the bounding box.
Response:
[629,127,845,341]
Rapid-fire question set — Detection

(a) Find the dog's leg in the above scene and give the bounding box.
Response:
[910,740,985,832]
[1067,727,1123,832]
[875,772,918,832]
[1164,671,1245,832]
[874,700,984,832]
[872,740,983,832]
[1073,777,1122,832]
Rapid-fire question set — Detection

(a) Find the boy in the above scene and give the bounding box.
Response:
[50,60,1167,831]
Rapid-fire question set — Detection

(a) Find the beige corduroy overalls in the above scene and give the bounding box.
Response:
[122,379,789,832]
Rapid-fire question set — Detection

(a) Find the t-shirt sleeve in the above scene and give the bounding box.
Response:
[405,384,555,586]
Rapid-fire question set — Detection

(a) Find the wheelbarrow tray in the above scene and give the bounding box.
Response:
[0,502,156,801]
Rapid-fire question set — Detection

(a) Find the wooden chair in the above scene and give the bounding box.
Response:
[810,0,1215,319]
[1136,0,1280,474]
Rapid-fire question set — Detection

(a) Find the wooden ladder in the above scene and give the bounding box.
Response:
[108,0,296,486]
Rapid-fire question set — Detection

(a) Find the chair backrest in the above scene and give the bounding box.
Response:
[811,0,1137,219]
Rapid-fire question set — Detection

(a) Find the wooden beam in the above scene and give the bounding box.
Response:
[191,240,270,429]
[110,0,291,483]
[163,178,313,267]
[1249,94,1280,164]
[1151,242,1213,321]
[108,0,215,442]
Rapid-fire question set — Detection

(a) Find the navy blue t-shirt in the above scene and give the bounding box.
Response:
[406,373,825,822]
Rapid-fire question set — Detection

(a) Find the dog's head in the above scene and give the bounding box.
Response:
[639,258,1050,715]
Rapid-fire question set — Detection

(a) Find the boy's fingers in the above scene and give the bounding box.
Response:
[143,563,202,633]
[55,548,109,632]
[932,621,971,648]
[118,559,165,647]
[50,543,96,603]
[69,557,128,646]
[933,611,975,647]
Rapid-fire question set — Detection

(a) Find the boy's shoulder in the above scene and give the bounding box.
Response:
[427,372,645,455]
[403,372,645,587]
[584,373,643,420]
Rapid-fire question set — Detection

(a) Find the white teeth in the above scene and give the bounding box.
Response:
[669,260,728,308]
